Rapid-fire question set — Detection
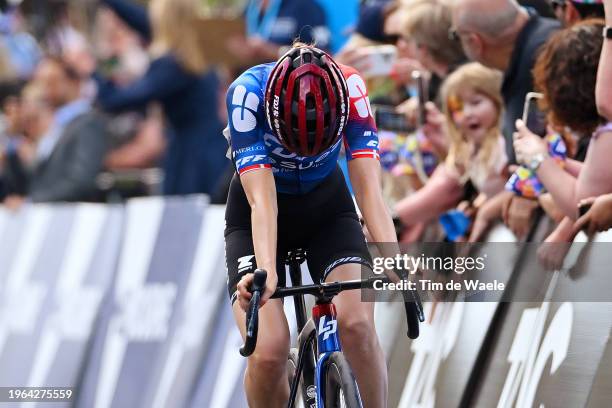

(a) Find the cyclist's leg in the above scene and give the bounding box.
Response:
[231,300,290,408]
[308,214,387,408]
[226,225,291,407]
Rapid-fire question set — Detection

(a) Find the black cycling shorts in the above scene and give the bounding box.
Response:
[225,166,373,303]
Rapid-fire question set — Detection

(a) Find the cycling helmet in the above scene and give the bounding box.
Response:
[265,46,349,157]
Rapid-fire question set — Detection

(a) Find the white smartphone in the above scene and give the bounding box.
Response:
[522,92,546,136]
[357,45,397,78]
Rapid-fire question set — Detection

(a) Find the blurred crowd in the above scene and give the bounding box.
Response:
[0,0,611,245]
[337,0,612,250]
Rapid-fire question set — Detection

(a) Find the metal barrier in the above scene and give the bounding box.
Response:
[0,200,610,408]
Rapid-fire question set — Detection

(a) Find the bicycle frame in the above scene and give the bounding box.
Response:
[286,251,363,408]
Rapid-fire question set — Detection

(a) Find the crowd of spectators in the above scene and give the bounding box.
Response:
[1,0,611,242]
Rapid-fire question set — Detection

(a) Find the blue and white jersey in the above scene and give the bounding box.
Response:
[224,62,379,194]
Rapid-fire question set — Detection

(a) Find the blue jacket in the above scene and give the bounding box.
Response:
[97,0,229,196]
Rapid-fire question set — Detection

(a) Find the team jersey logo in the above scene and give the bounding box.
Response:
[318,316,338,341]
[237,255,255,273]
[346,74,372,119]
[231,85,259,133]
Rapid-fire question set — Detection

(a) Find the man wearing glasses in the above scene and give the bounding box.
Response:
[450,0,560,238]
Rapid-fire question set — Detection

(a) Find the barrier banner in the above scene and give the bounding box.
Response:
[188,302,247,408]
[388,226,520,407]
[587,331,612,407]
[468,231,612,407]
[76,196,225,408]
[0,204,123,408]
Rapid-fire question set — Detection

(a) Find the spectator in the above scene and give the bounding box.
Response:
[352,0,396,44]
[0,6,41,79]
[394,63,508,242]
[2,84,52,205]
[552,0,605,26]
[87,0,229,198]
[0,83,27,200]
[400,0,466,98]
[394,0,468,131]
[451,0,560,238]
[451,0,560,161]
[4,57,108,206]
[91,8,164,173]
[596,0,612,120]
[228,0,331,63]
[92,7,149,86]
[514,20,612,219]
[574,193,612,234]
[335,0,398,63]
[441,64,507,199]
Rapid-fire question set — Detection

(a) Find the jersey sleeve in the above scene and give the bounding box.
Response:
[225,73,273,176]
[341,66,379,161]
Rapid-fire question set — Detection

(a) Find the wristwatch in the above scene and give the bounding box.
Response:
[604,26,612,39]
[528,153,546,172]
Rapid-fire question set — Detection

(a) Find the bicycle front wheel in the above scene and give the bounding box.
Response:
[323,352,362,408]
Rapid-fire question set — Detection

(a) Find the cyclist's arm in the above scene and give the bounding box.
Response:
[241,169,278,286]
[349,158,397,244]
[349,158,405,282]
[341,66,405,277]
[226,74,278,303]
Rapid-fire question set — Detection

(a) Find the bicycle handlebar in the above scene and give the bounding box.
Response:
[239,271,425,356]
[239,269,267,357]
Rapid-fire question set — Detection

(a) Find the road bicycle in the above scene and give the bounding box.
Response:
[240,249,424,408]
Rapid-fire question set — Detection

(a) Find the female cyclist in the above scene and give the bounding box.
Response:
[225,44,401,408]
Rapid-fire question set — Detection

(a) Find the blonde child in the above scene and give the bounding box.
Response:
[394,62,508,242]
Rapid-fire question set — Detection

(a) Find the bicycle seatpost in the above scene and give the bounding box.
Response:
[239,269,267,357]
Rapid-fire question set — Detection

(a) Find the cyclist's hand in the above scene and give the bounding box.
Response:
[236,272,278,312]
[260,272,278,305]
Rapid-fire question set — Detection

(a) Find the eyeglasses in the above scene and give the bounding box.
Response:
[448,27,470,42]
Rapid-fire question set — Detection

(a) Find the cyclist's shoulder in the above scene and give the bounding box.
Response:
[228,62,276,93]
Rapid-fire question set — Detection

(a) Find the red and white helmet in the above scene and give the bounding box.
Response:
[265,46,349,157]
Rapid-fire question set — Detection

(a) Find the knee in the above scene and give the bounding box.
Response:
[338,313,377,351]
[247,340,288,378]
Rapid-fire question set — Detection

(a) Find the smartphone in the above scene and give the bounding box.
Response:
[357,45,397,78]
[522,92,547,136]
[411,70,428,127]
[372,105,415,133]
